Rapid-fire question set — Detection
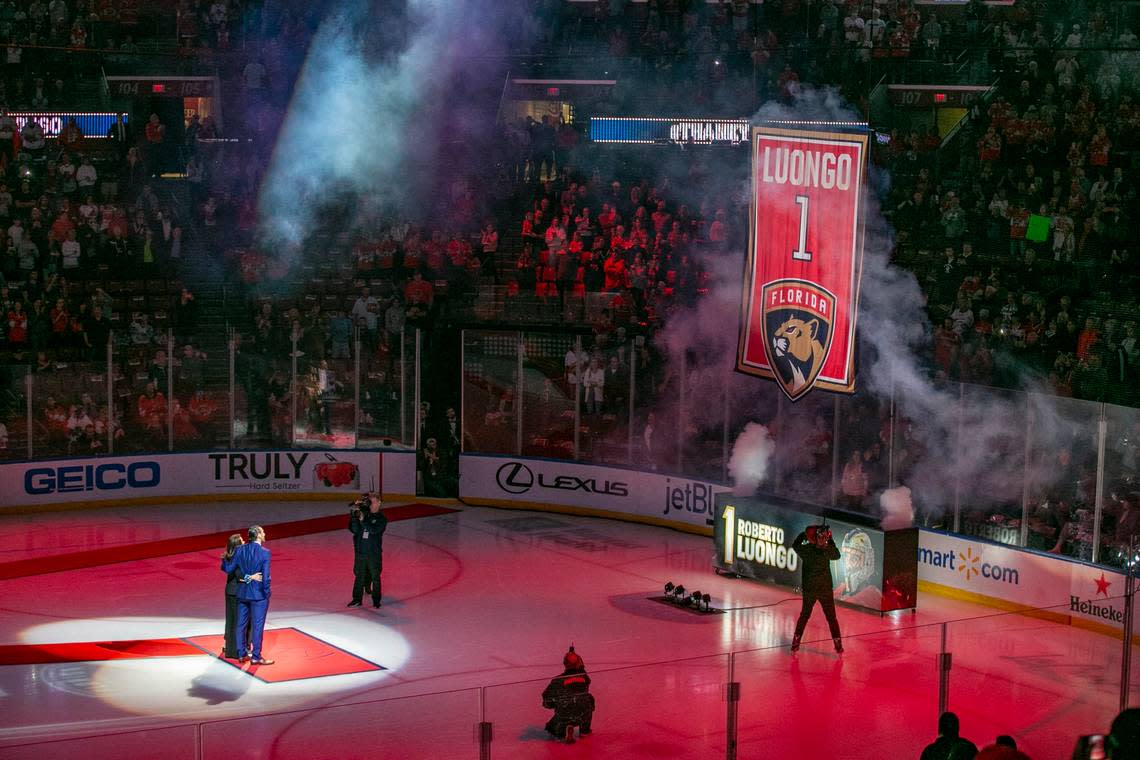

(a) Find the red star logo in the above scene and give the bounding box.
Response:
[1094,572,1111,598]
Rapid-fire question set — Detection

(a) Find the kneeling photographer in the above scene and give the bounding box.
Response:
[348,493,388,608]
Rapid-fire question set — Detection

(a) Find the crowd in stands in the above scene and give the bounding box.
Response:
[0,0,228,457]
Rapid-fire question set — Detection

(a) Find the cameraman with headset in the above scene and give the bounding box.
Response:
[790,522,844,653]
[347,492,388,608]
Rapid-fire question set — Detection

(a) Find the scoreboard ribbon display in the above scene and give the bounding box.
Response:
[737,124,868,400]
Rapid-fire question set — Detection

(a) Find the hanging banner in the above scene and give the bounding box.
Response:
[737,123,868,400]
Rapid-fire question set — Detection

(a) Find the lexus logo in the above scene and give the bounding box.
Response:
[496,462,534,494]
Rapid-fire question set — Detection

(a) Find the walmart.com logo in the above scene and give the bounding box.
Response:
[958,548,981,581]
[956,547,1019,585]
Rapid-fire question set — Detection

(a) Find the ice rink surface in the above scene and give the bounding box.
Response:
[0,500,1134,759]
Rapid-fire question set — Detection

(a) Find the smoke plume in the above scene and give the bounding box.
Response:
[656,86,1080,518]
[257,0,529,252]
[879,486,915,530]
[728,422,776,496]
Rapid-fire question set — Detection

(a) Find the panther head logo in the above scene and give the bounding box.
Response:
[760,280,836,401]
[772,317,826,394]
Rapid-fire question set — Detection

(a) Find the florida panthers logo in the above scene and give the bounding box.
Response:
[760,279,836,401]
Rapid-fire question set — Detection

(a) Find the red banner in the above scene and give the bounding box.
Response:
[737,126,868,400]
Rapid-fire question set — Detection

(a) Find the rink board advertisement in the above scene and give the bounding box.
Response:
[737,124,868,400]
[459,454,730,533]
[714,494,918,613]
[0,450,417,508]
[917,530,1134,634]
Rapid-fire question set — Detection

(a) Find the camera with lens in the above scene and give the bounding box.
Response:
[807,523,832,545]
[350,493,371,518]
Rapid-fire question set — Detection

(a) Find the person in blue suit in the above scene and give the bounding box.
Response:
[223,525,274,665]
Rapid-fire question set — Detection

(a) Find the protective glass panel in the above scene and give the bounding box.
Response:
[1102,403,1140,569]
[578,339,635,467]
[0,365,28,460]
[955,386,1027,547]
[32,359,115,457]
[1025,394,1100,560]
[461,330,518,456]
[946,604,1122,755]
[520,332,577,461]
[171,341,229,451]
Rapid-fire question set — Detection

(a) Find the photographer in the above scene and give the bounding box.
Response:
[790,523,844,653]
[347,493,388,608]
[542,646,595,744]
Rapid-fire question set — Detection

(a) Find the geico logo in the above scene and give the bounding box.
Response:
[538,474,629,497]
[25,462,161,495]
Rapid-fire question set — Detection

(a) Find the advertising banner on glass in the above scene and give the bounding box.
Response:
[0,450,417,508]
[714,493,917,613]
[459,454,729,533]
[737,124,868,400]
[917,529,1134,635]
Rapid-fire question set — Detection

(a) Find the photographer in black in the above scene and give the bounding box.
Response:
[347,493,388,608]
[541,646,595,744]
[790,523,844,653]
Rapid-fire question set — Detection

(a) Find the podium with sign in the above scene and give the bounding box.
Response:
[713,493,918,614]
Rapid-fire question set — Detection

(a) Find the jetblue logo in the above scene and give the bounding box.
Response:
[25,462,162,495]
[662,478,717,516]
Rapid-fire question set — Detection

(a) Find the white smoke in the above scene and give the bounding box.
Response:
[879,486,915,530]
[658,86,1077,517]
[728,422,776,496]
[257,0,529,252]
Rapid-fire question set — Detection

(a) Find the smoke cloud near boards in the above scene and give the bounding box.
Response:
[728,422,776,497]
[880,487,915,531]
[257,0,531,253]
[657,87,1083,523]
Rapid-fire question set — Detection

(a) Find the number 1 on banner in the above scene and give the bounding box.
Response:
[792,194,812,262]
[722,505,735,564]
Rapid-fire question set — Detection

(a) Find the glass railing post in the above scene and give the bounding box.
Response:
[1092,404,1107,565]
[167,329,174,452]
[678,350,686,472]
[478,685,492,760]
[938,622,951,716]
[627,341,636,466]
[1121,543,1136,712]
[830,394,840,507]
[290,333,299,445]
[953,383,964,532]
[414,329,422,451]
[888,377,897,488]
[400,329,407,445]
[228,332,235,449]
[354,332,361,447]
[722,383,730,485]
[1019,394,1032,547]
[25,368,33,460]
[573,335,581,461]
[106,333,115,455]
[515,332,523,456]
[725,652,739,760]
